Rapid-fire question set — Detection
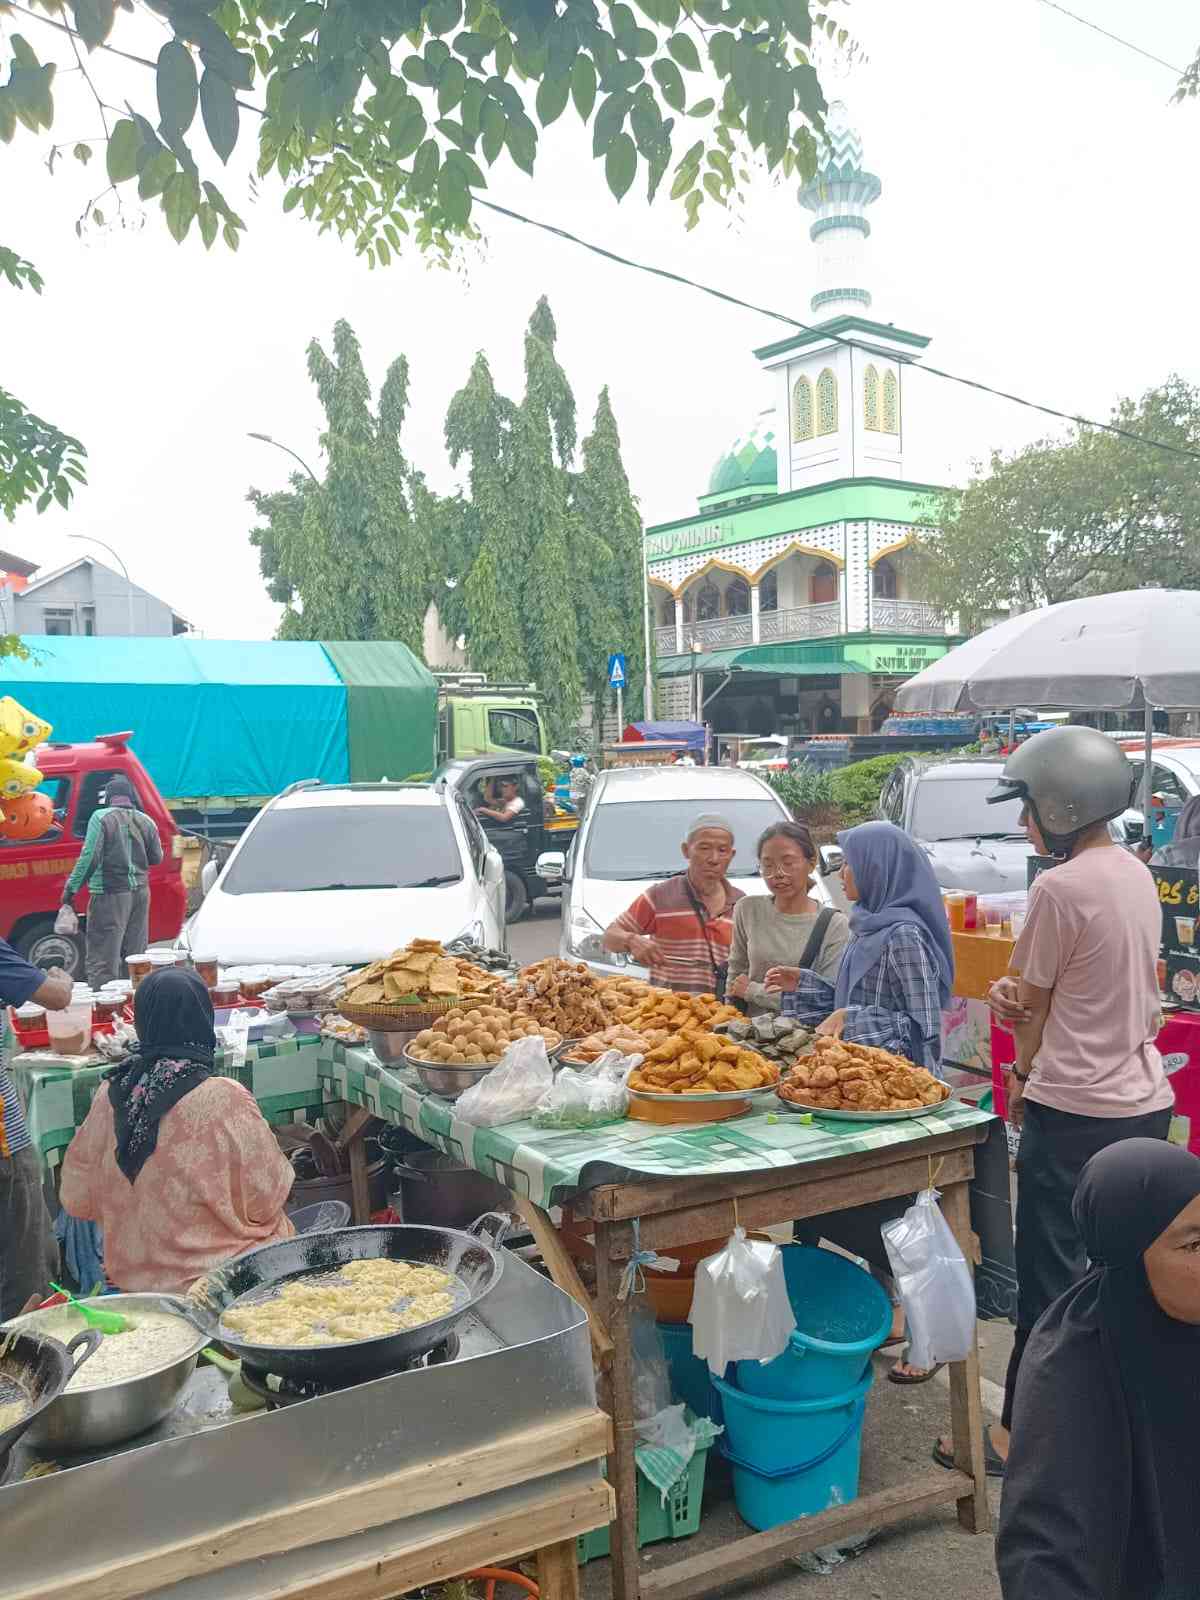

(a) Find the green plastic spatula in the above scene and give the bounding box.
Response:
[49,1281,134,1335]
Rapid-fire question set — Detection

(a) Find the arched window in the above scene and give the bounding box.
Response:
[882,371,899,435]
[696,581,721,621]
[791,376,814,443]
[725,577,750,617]
[863,364,880,432]
[810,560,838,605]
[872,557,898,599]
[660,596,676,626]
[816,368,838,436]
[759,569,778,612]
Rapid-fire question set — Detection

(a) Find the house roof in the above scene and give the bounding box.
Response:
[16,555,190,629]
[0,549,38,578]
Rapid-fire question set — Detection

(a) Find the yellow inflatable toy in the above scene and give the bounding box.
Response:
[0,696,52,759]
[0,756,44,800]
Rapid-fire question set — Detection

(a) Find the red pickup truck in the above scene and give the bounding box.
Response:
[0,731,187,976]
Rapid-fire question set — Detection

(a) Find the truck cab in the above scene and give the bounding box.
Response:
[434,755,577,921]
[435,676,547,763]
[1,732,187,975]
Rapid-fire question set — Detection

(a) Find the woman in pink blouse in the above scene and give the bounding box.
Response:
[61,967,294,1293]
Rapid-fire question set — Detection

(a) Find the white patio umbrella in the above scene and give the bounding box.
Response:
[894,588,1200,820]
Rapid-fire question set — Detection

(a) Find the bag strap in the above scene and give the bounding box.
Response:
[796,906,835,974]
[680,875,724,982]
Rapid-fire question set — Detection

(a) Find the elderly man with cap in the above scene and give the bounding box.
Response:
[602,814,742,994]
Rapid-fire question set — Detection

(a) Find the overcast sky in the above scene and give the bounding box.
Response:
[4,0,1197,639]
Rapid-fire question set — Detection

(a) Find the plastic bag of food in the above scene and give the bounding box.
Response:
[455,1033,555,1127]
[54,903,79,937]
[531,1048,638,1129]
[689,1227,796,1376]
[881,1187,976,1369]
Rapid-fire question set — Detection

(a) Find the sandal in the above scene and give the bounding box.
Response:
[886,1347,946,1386]
[932,1432,1006,1479]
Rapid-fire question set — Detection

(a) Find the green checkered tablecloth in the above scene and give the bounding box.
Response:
[14,1037,325,1173]
[17,1038,994,1207]
[319,1044,995,1210]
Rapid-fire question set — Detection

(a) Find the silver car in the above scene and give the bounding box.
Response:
[546,765,831,977]
[879,756,1033,894]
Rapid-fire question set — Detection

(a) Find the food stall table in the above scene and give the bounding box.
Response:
[315,1044,995,1600]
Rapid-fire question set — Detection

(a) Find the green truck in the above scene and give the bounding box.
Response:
[4,637,547,840]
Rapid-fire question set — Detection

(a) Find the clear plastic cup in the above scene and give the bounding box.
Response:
[126,953,152,988]
[192,954,220,987]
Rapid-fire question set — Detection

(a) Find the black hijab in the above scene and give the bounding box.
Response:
[105,967,216,1183]
[997,1139,1200,1600]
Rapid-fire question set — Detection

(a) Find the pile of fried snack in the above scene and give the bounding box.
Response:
[778,1036,950,1111]
[628,1023,781,1096]
[494,958,613,1037]
[408,1004,563,1066]
[342,941,500,1006]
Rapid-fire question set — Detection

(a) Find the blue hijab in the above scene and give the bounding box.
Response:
[833,821,954,1013]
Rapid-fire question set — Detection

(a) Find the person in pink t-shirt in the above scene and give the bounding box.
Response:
[940,727,1173,1480]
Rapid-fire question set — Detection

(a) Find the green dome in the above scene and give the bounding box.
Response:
[707,411,778,497]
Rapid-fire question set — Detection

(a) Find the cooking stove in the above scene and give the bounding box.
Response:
[239,1332,461,1408]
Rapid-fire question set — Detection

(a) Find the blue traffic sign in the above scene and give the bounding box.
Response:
[607,653,627,688]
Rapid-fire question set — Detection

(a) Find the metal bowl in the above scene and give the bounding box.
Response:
[368,1026,420,1064]
[4,1293,209,1452]
[410,1058,497,1099]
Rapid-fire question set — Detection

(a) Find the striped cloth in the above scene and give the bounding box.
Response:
[614,875,743,994]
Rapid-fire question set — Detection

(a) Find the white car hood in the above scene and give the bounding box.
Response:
[188,881,480,967]
[918,837,1031,895]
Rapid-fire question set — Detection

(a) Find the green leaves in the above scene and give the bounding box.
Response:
[162,171,200,243]
[535,73,570,127]
[571,56,596,121]
[105,118,141,184]
[666,33,701,72]
[604,131,636,200]
[157,41,198,138]
[651,59,685,112]
[200,66,239,162]
[71,0,115,52]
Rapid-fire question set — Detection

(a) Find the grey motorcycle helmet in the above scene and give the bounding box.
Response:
[986,725,1136,856]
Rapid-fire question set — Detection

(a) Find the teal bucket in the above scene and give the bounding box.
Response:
[712,1367,873,1476]
[719,1390,869,1530]
[736,1246,891,1401]
[657,1321,722,1424]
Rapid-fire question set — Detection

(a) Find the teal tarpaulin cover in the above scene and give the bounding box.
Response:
[3,636,349,799]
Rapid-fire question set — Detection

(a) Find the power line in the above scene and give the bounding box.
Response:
[473,196,1200,464]
[1033,0,1186,77]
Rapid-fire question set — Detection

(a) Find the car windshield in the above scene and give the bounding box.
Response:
[222,805,463,894]
[583,798,784,879]
[911,775,1025,842]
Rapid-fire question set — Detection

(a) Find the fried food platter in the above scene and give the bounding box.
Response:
[629,1083,782,1104]
[776,1035,954,1122]
[775,1095,956,1122]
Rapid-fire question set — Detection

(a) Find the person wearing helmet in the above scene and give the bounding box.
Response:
[936,725,1173,1480]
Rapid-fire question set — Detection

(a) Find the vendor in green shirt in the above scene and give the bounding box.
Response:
[726,822,851,1012]
[62,776,163,989]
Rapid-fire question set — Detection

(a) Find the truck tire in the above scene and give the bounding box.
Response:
[504,870,529,923]
[13,916,84,978]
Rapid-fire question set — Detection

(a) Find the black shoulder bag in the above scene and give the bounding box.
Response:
[795,906,836,975]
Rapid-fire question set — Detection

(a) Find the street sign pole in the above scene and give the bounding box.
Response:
[616,683,623,743]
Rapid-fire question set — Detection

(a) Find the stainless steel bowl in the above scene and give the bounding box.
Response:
[411,1059,496,1099]
[368,1027,419,1064]
[5,1293,208,1451]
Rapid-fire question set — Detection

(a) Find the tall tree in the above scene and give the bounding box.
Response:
[249,320,432,649]
[571,387,648,727]
[1,1,837,258]
[910,377,1200,635]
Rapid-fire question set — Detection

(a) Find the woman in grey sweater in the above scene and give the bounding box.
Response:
[727,821,850,1013]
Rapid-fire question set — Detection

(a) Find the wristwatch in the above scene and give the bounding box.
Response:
[1011,1065,1032,1083]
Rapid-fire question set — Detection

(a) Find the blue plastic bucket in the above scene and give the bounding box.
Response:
[712,1367,873,1474]
[713,1374,872,1529]
[735,1246,891,1401]
[657,1321,723,1423]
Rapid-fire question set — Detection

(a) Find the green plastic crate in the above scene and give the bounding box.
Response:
[576,1423,713,1565]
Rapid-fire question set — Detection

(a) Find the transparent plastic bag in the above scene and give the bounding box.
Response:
[214,1009,254,1069]
[455,1033,554,1128]
[688,1227,796,1376]
[881,1187,976,1369]
[54,903,79,937]
[630,1295,673,1422]
[531,1048,638,1129]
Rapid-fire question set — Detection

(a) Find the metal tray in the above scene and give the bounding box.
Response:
[629,1083,780,1104]
[776,1090,957,1121]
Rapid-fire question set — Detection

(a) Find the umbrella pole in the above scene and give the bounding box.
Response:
[1143,702,1154,840]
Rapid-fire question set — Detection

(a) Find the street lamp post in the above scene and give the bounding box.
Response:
[247,431,320,485]
[68,533,133,637]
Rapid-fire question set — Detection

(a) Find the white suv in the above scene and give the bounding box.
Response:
[552,765,829,978]
[185,782,505,966]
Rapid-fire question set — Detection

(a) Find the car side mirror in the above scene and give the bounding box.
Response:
[818,845,844,876]
[1123,818,1144,845]
[200,859,219,896]
[536,850,565,884]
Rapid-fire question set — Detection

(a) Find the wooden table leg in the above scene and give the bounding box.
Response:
[337,1106,374,1225]
[941,1178,990,1533]
[537,1537,582,1600]
[514,1198,614,1369]
[594,1218,639,1600]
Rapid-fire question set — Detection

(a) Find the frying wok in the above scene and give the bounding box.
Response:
[190,1222,506,1382]
[0,1327,101,1475]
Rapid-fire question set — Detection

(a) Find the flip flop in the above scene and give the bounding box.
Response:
[886,1348,946,1386]
[933,1432,1006,1479]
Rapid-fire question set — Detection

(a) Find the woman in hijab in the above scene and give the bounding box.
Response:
[60,968,294,1292]
[1151,793,1200,870]
[771,821,956,1383]
[997,1140,1200,1600]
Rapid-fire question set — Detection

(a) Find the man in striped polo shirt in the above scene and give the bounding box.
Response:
[1,939,72,1318]
[603,815,743,995]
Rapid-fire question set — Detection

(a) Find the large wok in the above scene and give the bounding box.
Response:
[0,1327,101,1475]
[191,1221,507,1382]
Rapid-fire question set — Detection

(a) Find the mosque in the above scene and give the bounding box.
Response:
[646,103,960,736]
